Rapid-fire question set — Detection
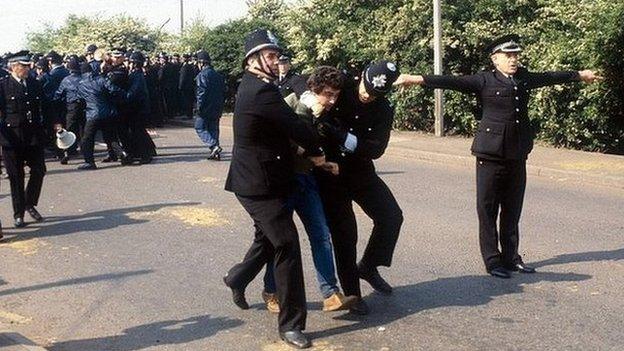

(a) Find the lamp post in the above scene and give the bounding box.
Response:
[433,0,444,137]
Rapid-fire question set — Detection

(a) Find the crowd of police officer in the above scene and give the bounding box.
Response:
[0,45,221,237]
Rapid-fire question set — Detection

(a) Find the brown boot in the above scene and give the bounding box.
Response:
[262,291,280,314]
[323,292,359,312]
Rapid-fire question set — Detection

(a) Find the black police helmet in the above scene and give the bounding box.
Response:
[244,29,282,60]
[46,50,63,64]
[66,58,80,72]
[129,51,146,63]
[362,60,400,97]
[196,50,211,63]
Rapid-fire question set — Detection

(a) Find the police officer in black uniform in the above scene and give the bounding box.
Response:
[314,61,404,314]
[277,55,307,98]
[178,53,197,120]
[0,51,48,228]
[126,51,156,163]
[107,48,133,164]
[223,29,325,349]
[395,35,602,278]
[53,58,85,164]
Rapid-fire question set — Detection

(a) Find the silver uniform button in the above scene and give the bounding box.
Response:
[486,128,491,132]
[516,108,520,112]
[276,156,281,160]
[514,87,518,90]
[349,128,353,131]
[341,152,346,157]
[516,120,520,123]
[496,91,500,95]
[355,115,359,119]
[26,101,30,105]
[515,97,519,100]
[368,128,372,131]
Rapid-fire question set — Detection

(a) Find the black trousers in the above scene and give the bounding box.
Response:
[81,119,125,164]
[2,146,46,218]
[316,169,403,298]
[65,102,85,154]
[476,158,527,271]
[225,194,307,332]
[180,89,194,118]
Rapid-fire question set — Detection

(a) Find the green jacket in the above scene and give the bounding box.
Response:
[284,92,315,174]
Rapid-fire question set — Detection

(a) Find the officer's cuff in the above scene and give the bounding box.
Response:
[343,133,357,153]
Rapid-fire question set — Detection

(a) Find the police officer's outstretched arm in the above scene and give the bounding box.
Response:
[395,73,485,94]
[525,69,602,89]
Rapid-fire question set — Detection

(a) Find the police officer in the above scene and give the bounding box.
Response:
[277,55,307,98]
[178,53,197,120]
[314,61,404,314]
[53,58,85,164]
[107,48,133,164]
[194,50,225,160]
[85,44,101,75]
[0,51,48,228]
[126,51,156,163]
[394,34,602,278]
[223,29,325,349]
[44,51,70,149]
[157,53,177,119]
[77,60,128,170]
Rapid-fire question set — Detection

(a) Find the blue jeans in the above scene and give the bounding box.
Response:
[194,115,220,149]
[264,173,339,298]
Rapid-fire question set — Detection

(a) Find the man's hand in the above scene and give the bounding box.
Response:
[53,123,63,132]
[578,70,603,84]
[318,121,347,144]
[393,74,424,87]
[320,162,339,175]
[309,155,326,167]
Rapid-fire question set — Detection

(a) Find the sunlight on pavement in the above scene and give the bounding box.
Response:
[127,206,230,227]
[0,310,31,324]
[1,238,48,256]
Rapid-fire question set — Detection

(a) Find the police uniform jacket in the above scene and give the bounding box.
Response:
[178,62,197,92]
[78,73,124,121]
[423,67,580,160]
[54,72,83,104]
[225,71,323,197]
[0,75,46,148]
[277,71,308,98]
[127,69,150,117]
[320,80,394,174]
[196,66,225,120]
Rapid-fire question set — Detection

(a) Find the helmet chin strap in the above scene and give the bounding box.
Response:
[259,53,278,78]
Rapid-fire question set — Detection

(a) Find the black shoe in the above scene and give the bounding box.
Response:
[120,152,134,165]
[223,276,249,310]
[14,217,26,228]
[0,221,3,241]
[139,157,153,164]
[358,263,392,295]
[102,156,118,163]
[78,162,97,170]
[508,263,536,274]
[280,330,312,349]
[26,207,44,222]
[60,153,69,165]
[488,267,511,279]
[207,146,222,160]
[349,298,370,315]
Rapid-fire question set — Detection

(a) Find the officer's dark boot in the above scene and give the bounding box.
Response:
[357,261,393,295]
[60,151,70,165]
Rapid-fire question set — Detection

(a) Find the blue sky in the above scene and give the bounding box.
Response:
[0,0,249,53]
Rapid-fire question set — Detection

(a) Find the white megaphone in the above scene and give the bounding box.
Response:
[56,129,77,150]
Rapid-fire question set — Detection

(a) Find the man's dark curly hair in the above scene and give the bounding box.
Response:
[307,66,344,94]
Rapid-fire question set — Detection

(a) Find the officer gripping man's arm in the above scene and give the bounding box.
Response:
[394,34,601,279]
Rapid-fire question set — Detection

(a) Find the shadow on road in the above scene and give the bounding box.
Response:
[0,202,201,243]
[532,248,624,267]
[309,271,591,339]
[47,314,244,351]
[0,270,154,297]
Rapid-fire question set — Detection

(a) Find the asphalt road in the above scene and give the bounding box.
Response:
[1,123,622,351]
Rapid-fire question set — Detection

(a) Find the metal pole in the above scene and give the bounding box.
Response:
[180,0,184,34]
[433,0,444,137]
